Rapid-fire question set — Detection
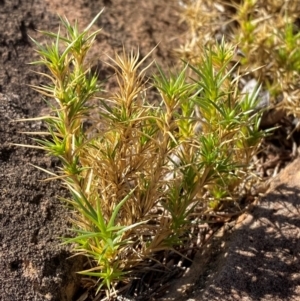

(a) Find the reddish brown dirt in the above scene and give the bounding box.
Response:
[191,157,300,301]
[0,1,186,300]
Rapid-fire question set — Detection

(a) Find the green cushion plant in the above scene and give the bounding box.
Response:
[17,10,266,299]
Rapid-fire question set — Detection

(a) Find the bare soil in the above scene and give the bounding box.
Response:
[191,157,300,301]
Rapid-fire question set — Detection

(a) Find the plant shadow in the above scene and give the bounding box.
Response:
[193,183,300,301]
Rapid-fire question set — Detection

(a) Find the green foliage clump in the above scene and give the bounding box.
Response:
[20,11,265,298]
[177,0,300,122]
